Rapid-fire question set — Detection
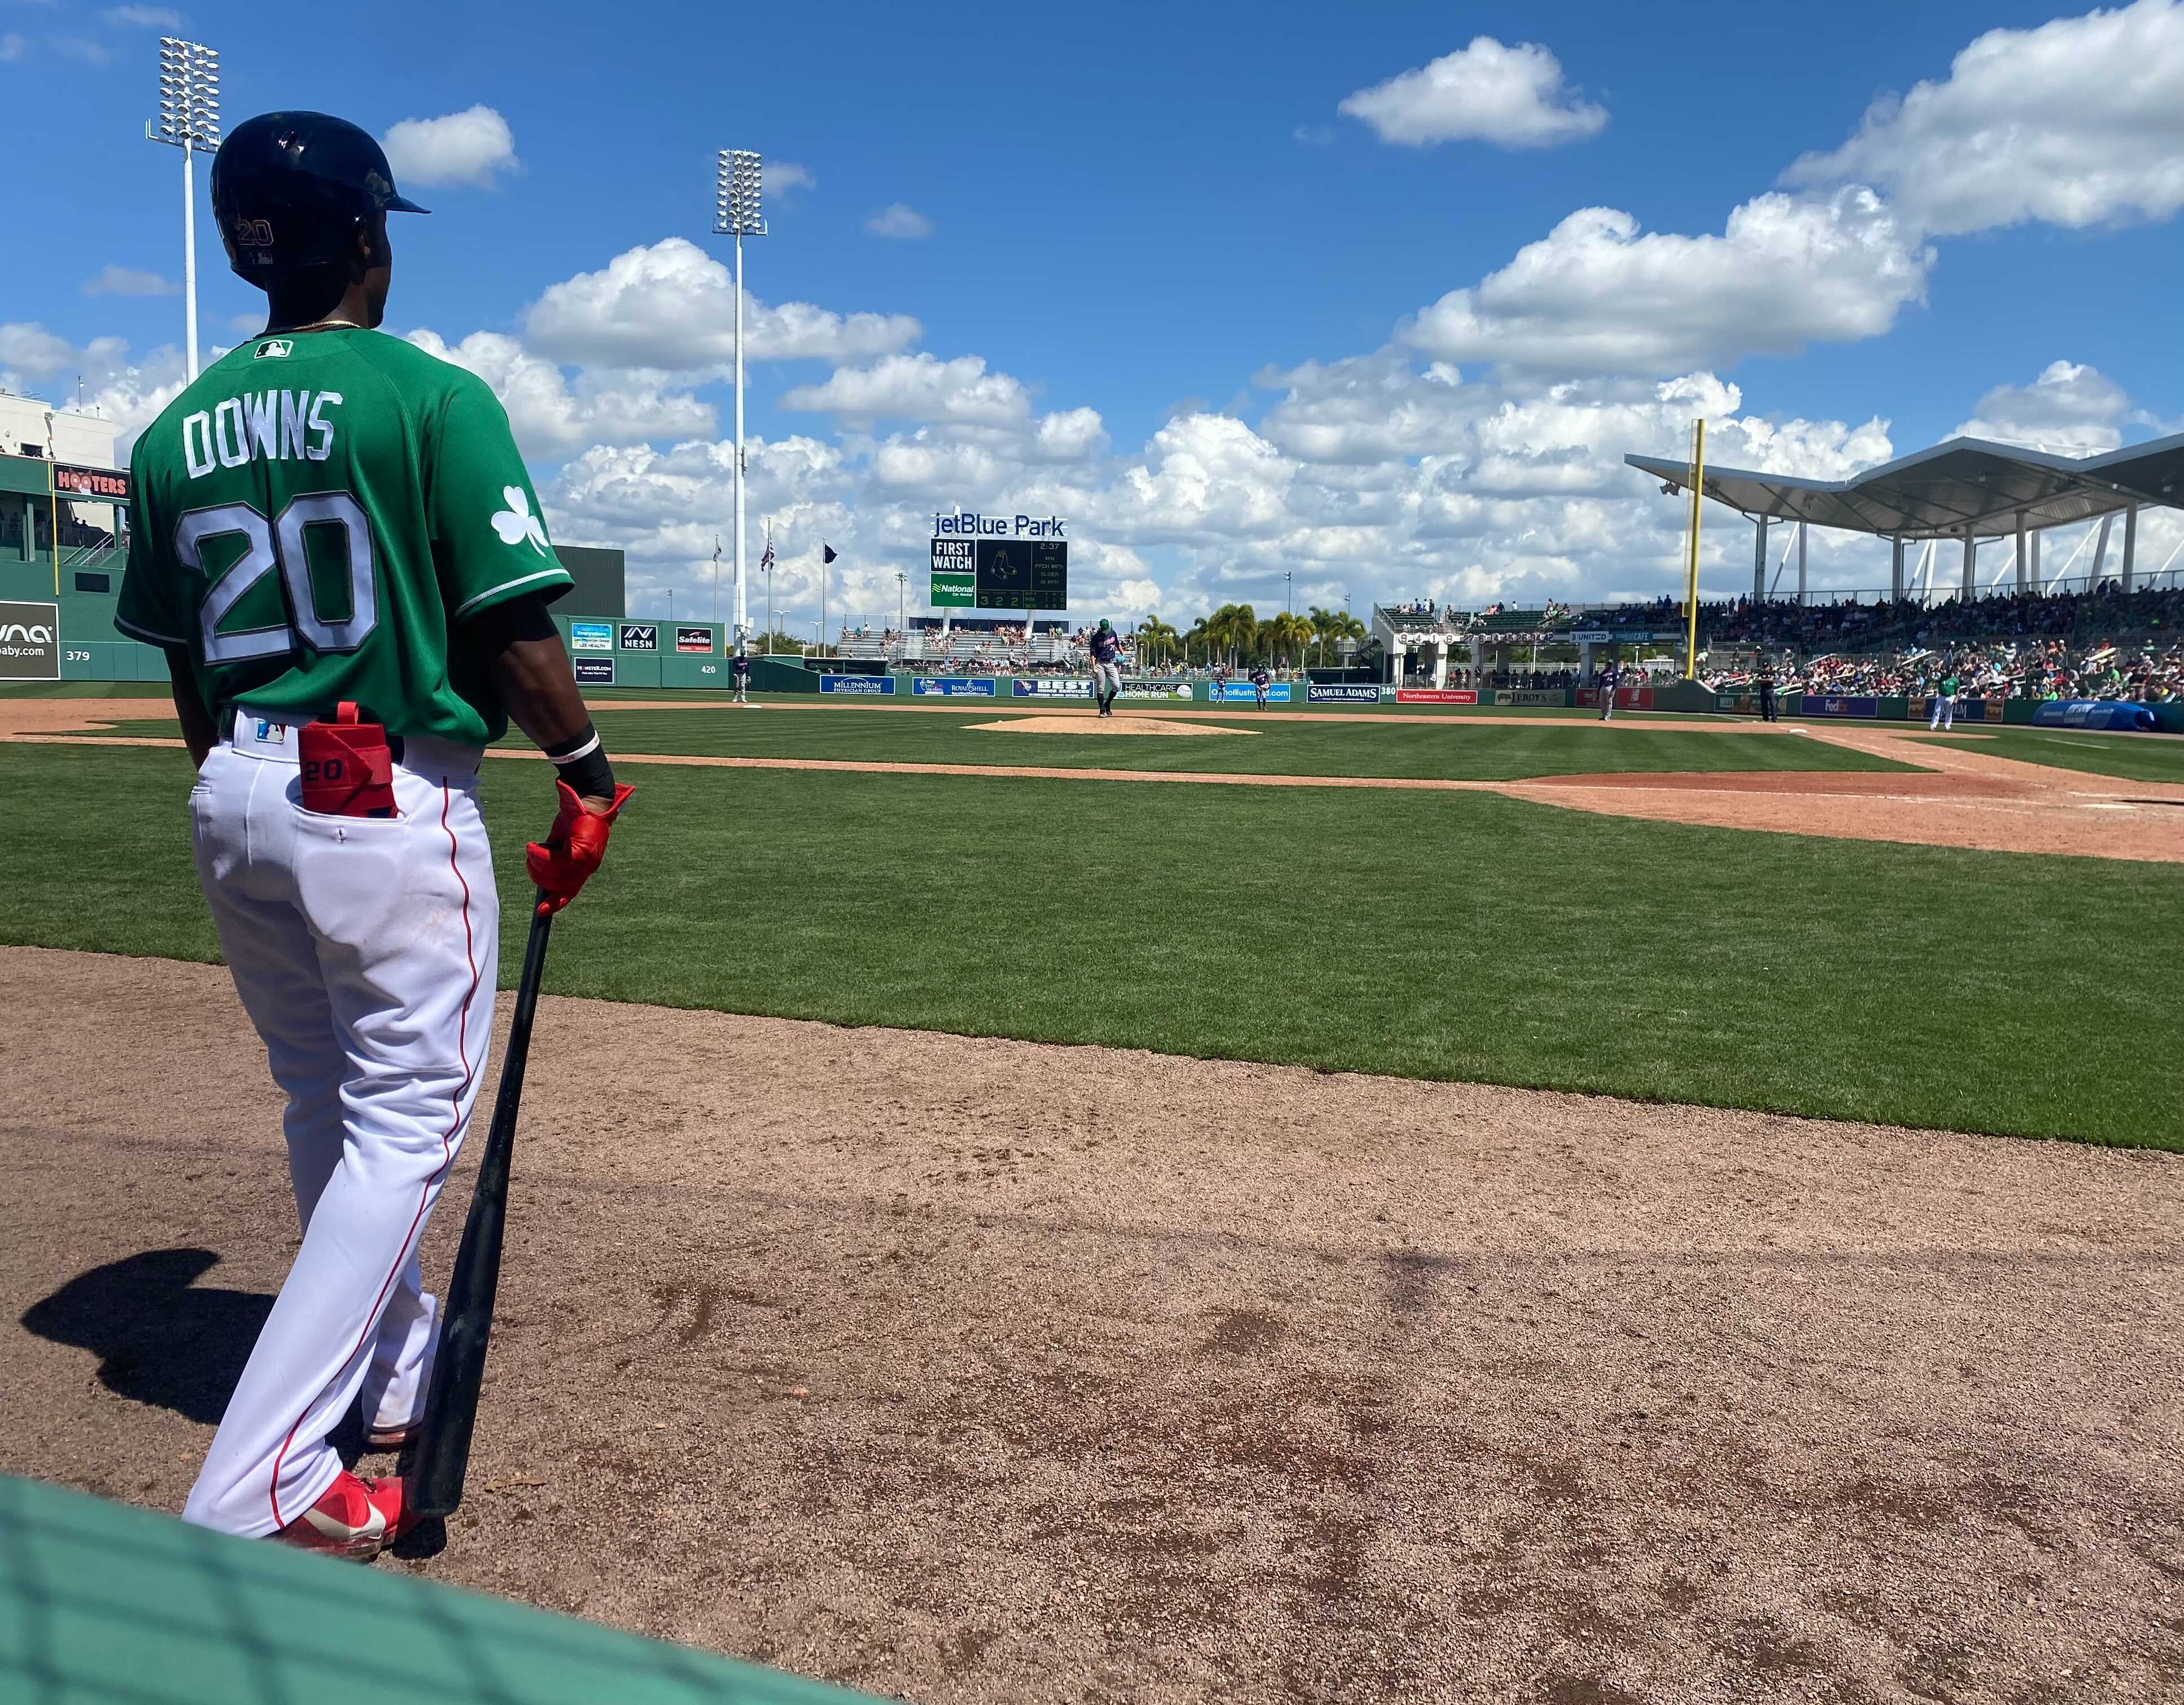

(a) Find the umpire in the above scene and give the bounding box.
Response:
[1757,665,1777,722]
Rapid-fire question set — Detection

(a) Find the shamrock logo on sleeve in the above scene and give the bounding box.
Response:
[491,487,550,553]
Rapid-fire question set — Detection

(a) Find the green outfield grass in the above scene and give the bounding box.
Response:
[47,706,1916,782]
[1915,728,2184,785]
[3,741,2175,1149]
[567,707,1914,782]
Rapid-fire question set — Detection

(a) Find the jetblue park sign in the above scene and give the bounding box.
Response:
[932,511,1067,538]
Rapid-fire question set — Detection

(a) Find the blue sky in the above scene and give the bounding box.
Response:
[8,0,2184,628]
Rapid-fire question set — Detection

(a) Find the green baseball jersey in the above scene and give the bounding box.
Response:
[116,327,573,743]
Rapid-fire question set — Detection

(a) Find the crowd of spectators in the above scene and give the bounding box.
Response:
[1704,639,2184,703]
[1695,582,2183,653]
[1671,584,2184,702]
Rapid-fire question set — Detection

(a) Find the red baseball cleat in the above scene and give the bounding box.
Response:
[272,1470,411,1560]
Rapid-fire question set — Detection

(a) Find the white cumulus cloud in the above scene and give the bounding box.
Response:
[381,106,519,190]
[1952,360,2137,453]
[83,264,177,298]
[1402,190,1931,377]
[766,162,815,199]
[524,238,920,371]
[783,353,1028,429]
[403,329,716,459]
[0,322,77,379]
[1339,37,1606,147]
[0,325,193,449]
[1785,0,2184,235]
[866,203,934,239]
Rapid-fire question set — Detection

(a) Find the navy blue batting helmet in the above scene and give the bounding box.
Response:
[212,111,428,287]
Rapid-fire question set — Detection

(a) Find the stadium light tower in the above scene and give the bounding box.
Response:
[713,150,766,654]
[147,37,221,382]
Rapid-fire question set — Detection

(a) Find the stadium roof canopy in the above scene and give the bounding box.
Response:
[1625,431,2184,541]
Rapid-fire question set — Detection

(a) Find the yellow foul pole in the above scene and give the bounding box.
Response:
[1682,417,1705,680]
[47,465,63,599]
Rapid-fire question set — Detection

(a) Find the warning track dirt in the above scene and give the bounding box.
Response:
[5,947,2179,1703]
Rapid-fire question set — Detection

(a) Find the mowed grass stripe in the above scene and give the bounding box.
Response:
[3,742,2174,1149]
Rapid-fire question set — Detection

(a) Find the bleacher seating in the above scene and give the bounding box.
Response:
[1374,603,1444,632]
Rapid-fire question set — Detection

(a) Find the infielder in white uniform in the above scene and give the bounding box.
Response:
[115,112,633,1559]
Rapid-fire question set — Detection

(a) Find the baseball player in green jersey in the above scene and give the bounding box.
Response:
[1929,668,1960,729]
[117,111,632,1560]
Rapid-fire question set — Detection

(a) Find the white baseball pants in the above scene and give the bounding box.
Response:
[1091,661,1121,699]
[1929,695,1954,729]
[181,714,497,1537]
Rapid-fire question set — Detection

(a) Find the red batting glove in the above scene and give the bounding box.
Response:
[525,781,635,914]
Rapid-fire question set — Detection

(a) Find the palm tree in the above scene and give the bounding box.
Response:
[1307,605,1340,667]
[1261,610,1310,675]
[1138,615,1181,670]
[1203,603,1258,670]
[1308,604,1368,668]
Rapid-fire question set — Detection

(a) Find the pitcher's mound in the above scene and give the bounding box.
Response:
[967,715,1257,737]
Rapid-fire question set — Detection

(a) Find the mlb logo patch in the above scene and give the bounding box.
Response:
[255,339,294,360]
[254,719,288,744]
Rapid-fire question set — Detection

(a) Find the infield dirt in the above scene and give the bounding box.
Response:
[6,947,2179,1703]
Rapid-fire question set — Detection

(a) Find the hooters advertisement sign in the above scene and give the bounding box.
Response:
[51,464,130,504]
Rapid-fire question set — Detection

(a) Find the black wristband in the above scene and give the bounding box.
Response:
[546,726,615,799]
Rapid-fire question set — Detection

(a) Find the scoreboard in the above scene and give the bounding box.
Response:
[931,537,1068,611]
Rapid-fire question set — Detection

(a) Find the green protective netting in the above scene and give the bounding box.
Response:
[0,1475,879,1705]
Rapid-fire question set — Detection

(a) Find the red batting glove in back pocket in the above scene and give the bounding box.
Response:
[299,702,398,818]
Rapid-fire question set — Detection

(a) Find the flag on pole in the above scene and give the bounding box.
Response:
[823,544,838,565]
[759,536,774,570]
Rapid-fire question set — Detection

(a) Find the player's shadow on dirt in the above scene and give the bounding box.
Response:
[20,1248,276,1428]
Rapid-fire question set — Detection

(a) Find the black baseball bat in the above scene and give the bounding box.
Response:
[407,889,554,1520]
